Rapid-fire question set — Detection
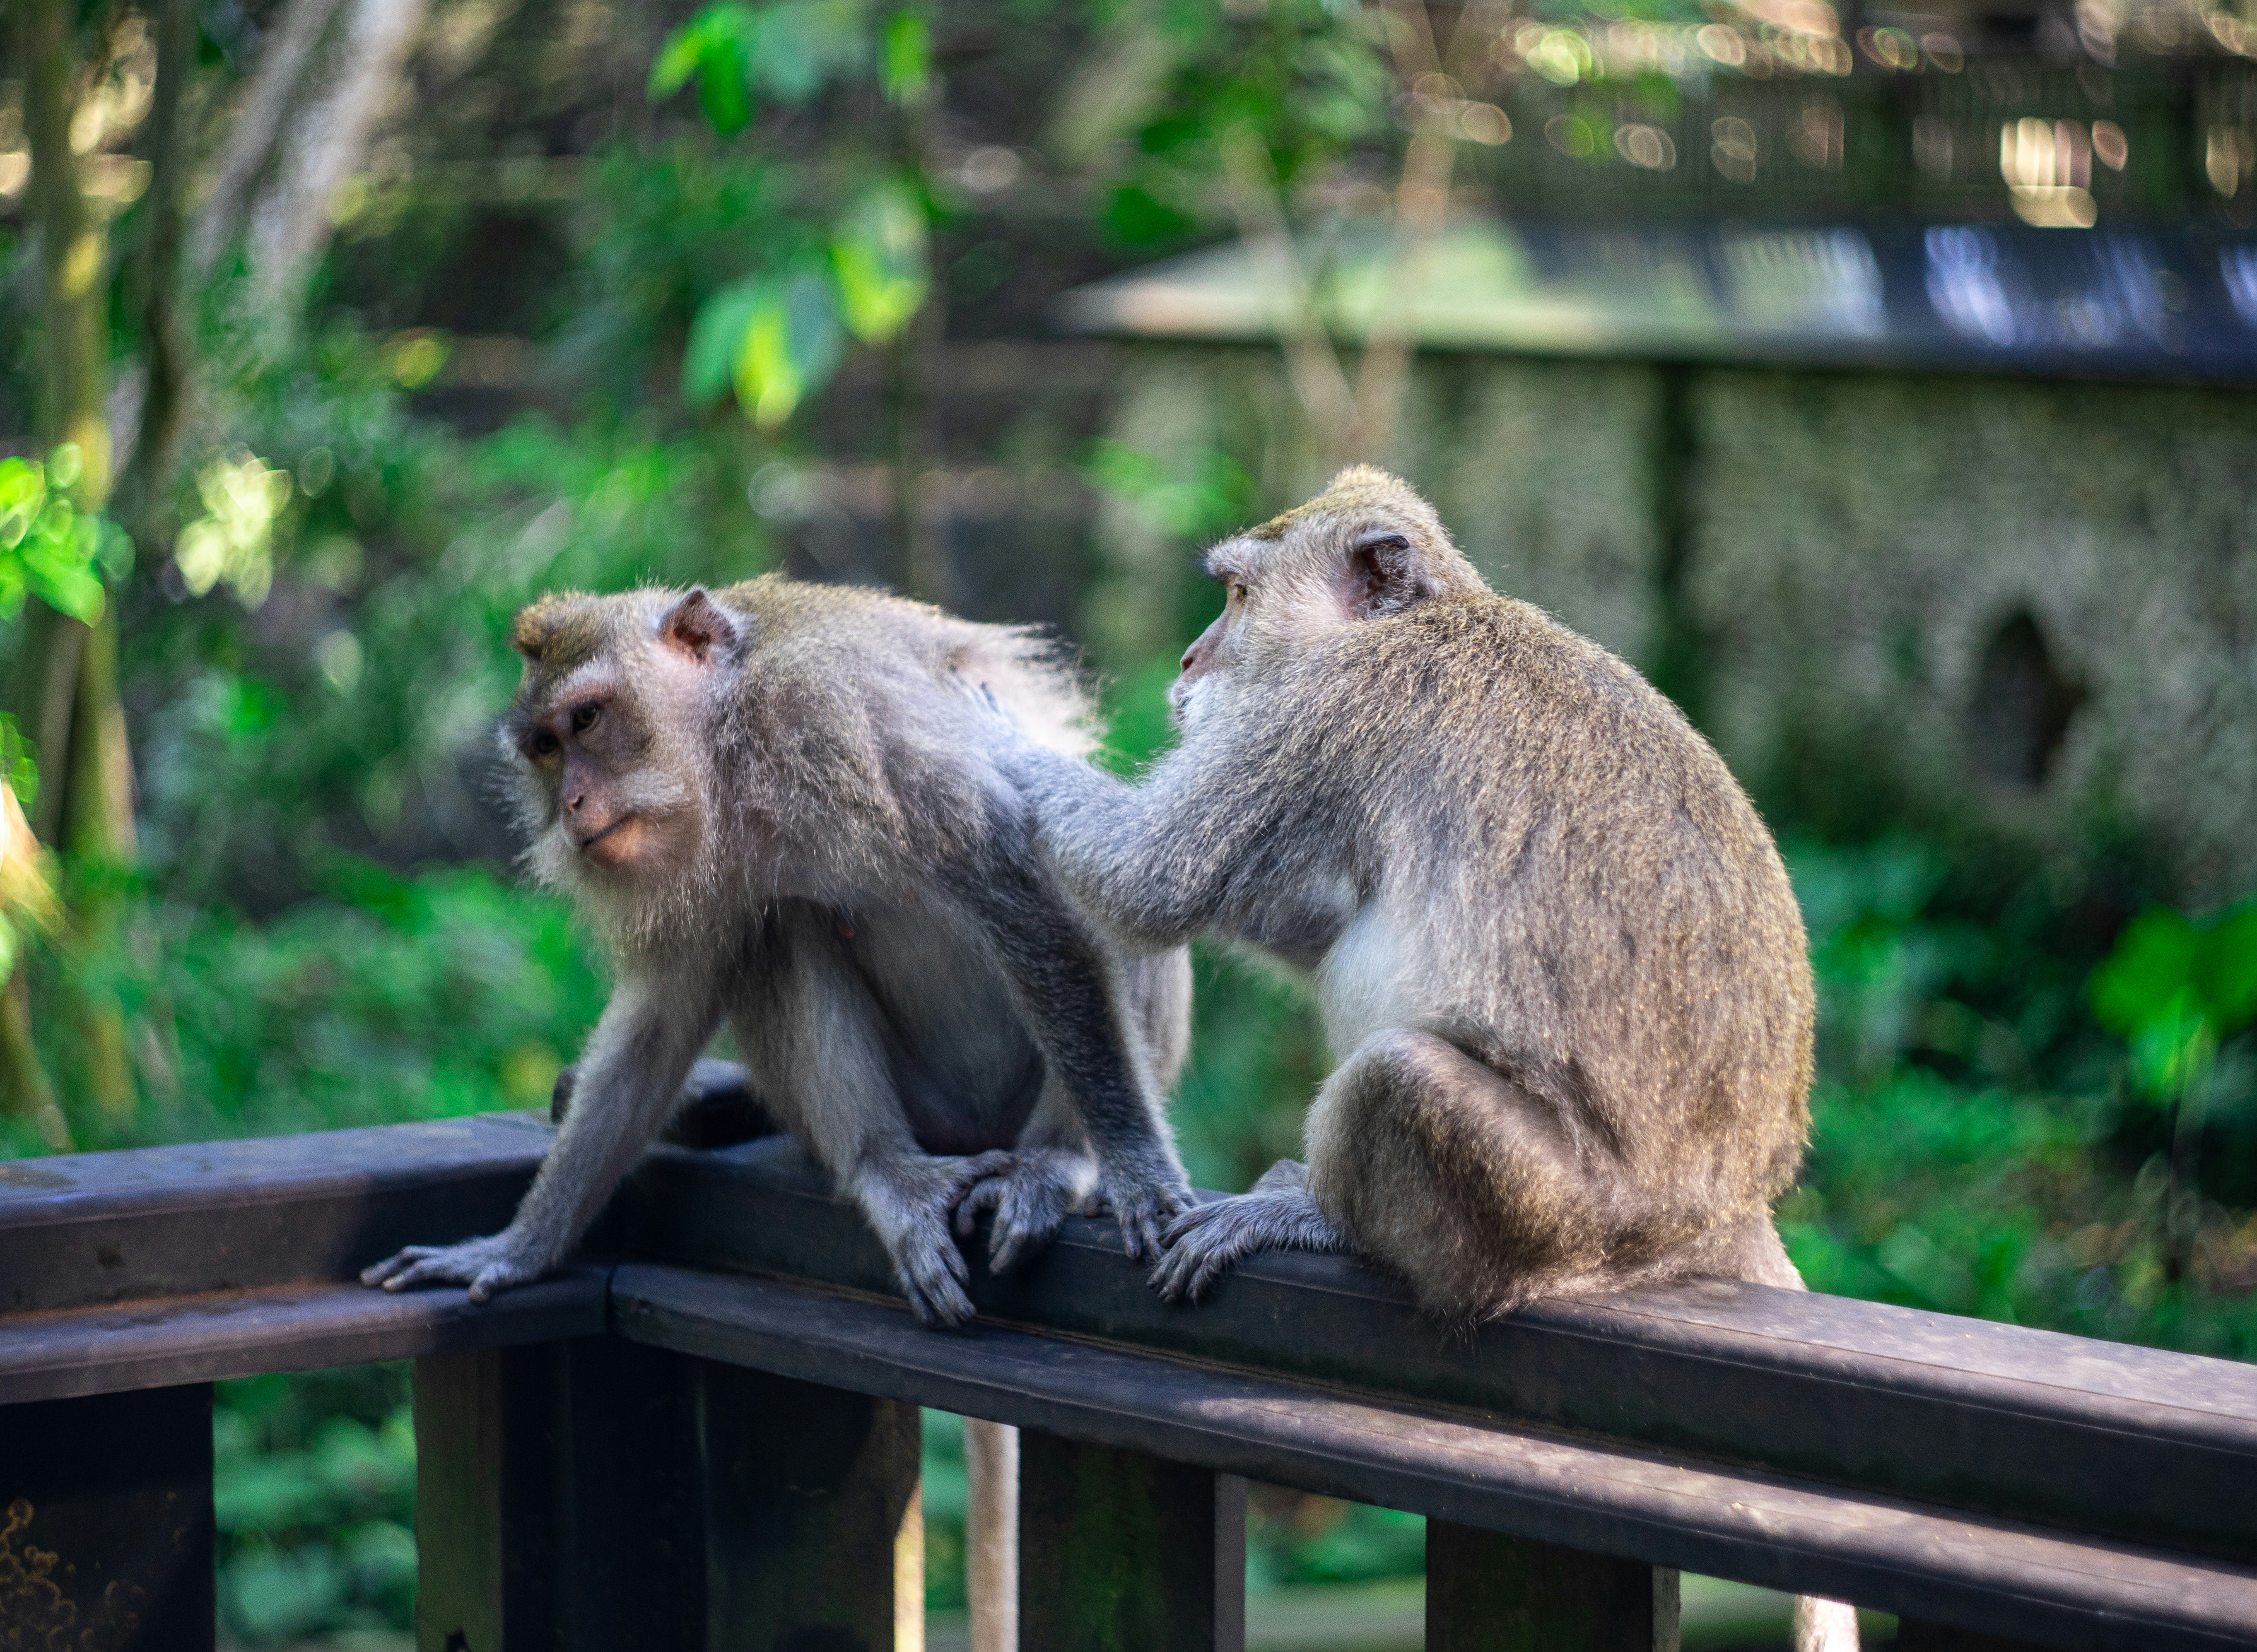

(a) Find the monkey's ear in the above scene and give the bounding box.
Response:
[1343,531,1431,619]
[661,589,738,663]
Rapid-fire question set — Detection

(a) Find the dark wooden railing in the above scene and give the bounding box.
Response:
[4,1110,2255,1651]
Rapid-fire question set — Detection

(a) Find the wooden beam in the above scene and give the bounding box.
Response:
[1019,1430,1246,1652]
[1428,1520,1679,1652]
[1897,1623,2056,1652]
[624,1137,2257,1568]
[612,1263,2257,1652]
[0,1382,213,1651]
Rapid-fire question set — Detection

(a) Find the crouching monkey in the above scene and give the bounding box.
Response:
[362,576,1193,1327]
[979,467,1858,1652]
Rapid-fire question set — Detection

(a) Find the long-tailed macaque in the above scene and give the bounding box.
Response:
[977,467,1857,1650]
[362,577,1192,1327]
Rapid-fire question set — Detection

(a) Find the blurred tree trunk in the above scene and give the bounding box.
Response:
[247,0,431,301]
[188,0,347,277]
[116,0,200,541]
[18,0,141,1125]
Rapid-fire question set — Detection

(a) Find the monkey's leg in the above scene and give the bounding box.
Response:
[1298,1028,1619,1321]
[948,855,1191,1263]
[733,925,1010,1327]
[362,979,720,1302]
[955,1077,1102,1274]
[1150,1161,1355,1302]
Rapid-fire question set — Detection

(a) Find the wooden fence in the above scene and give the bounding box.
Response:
[3,1107,2254,1651]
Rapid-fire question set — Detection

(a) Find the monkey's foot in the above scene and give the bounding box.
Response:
[1096,1160,1195,1265]
[1150,1185,1352,1303]
[954,1147,1100,1274]
[854,1151,1015,1329]
[359,1233,546,1305]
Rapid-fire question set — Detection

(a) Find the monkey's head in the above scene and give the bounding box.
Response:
[1172,466,1485,725]
[502,587,737,896]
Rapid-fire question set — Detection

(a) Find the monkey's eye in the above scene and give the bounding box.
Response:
[1229,582,1249,604]
[530,730,561,759]
[569,702,602,735]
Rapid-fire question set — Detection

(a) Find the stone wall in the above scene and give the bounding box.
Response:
[1094,345,2257,907]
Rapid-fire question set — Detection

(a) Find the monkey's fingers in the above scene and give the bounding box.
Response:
[897,1243,977,1328]
[361,1246,447,1289]
[953,1174,1010,1240]
[989,1179,1070,1275]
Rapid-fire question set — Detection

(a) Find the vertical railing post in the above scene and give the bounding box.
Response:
[1018,1432,1247,1652]
[412,1345,559,1652]
[697,1365,925,1652]
[1426,1522,1681,1652]
[0,1384,214,1652]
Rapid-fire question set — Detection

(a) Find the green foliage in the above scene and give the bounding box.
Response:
[2089,901,2257,1103]
[646,2,933,427]
[213,1365,416,1640]
[0,445,130,624]
[649,0,877,133]
[1084,438,1255,544]
[1103,0,1394,244]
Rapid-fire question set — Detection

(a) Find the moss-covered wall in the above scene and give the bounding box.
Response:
[1096,347,2257,906]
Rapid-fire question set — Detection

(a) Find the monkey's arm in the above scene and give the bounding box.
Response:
[360,979,719,1302]
[945,837,1193,1261]
[985,736,1276,955]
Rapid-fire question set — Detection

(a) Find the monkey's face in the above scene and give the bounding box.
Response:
[1170,466,1487,729]
[504,589,735,888]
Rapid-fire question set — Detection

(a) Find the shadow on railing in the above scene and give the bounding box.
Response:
[4,1112,2255,1652]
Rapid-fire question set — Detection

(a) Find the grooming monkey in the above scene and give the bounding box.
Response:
[981,465,1816,1310]
[980,466,1857,1650]
[362,577,1193,1326]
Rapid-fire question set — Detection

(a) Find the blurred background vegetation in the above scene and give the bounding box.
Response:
[2,0,2254,1639]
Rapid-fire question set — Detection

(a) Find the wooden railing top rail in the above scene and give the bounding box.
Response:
[5,1116,2256,1651]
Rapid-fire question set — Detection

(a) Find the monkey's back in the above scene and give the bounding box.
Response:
[702,576,1095,886]
[1299,592,1812,1236]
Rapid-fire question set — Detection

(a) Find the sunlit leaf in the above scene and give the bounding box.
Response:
[731,271,842,429]
[684,279,763,408]
[880,9,931,105]
[831,181,930,344]
[649,5,760,134]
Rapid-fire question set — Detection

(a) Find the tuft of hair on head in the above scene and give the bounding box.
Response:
[510,595,574,660]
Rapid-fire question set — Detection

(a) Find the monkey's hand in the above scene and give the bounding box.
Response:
[954,676,1062,787]
[1150,1174,1351,1304]
[359,1232,548,1305]
[953,1147,1101,1275]
[852,1150,1016,1329]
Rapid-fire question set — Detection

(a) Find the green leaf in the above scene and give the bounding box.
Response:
[683,279,764,408]
[731,271,843,428]
[647,24,709,99]
[880,9,931,105]
[2088,906,2201,1038]
[831,181,929,344]
[698,48,755,135]
[1101,181,1194,246]
[648,5,759,134]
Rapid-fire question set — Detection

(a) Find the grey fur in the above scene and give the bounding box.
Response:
[362,576,1192,1325]
[985,467,1818,1322]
